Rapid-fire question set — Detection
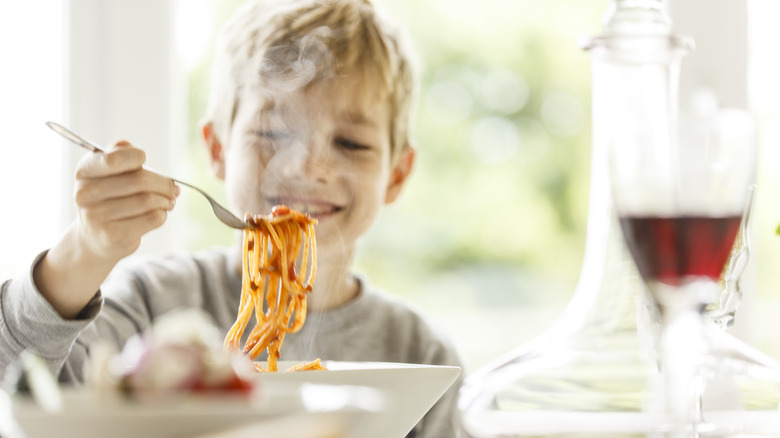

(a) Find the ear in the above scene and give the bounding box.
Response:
[384,144,416,205]
[202,122,226,180]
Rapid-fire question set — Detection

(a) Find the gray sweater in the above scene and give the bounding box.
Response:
[0,248,464,438]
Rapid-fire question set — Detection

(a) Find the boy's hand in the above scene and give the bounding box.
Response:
[33,141,179,319]
[73,141,179,261]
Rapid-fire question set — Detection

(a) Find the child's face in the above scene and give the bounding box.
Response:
[209,78,412,255]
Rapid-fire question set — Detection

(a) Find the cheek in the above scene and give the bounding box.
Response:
[353,165,391,216]
[223,147,264,213]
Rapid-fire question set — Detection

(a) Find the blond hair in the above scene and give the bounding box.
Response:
[203,0,418,157]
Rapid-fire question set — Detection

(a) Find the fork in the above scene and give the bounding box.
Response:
[46,121,249,230]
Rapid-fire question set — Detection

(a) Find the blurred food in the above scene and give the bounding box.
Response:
[96,309,254,398]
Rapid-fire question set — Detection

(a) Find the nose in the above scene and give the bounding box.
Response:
[279,134,329,182]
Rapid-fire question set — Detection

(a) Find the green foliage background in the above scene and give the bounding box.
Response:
[181,0,609,366]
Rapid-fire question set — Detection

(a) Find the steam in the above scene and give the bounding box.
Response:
[238,25,358,352]
[245,25,344,187]
[259,26,335,93]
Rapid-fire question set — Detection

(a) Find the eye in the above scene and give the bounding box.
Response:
[256,130,293,142]
[335,137,370,151]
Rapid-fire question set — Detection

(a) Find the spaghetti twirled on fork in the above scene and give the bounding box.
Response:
[224,205,324,372]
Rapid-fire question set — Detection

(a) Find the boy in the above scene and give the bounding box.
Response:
[0,0,464,437]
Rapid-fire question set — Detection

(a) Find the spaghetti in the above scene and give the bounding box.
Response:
[224,205,324,372]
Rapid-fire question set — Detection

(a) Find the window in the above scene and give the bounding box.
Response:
[176,0,780,369]
[2,0,776,371]
[746,0,780,359]
[179,0,607,370]
[0,1,64,279]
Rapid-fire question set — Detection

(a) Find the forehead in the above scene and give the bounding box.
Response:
[263,78,386,123]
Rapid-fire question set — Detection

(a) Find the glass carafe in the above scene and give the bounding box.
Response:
[458,1,780,436]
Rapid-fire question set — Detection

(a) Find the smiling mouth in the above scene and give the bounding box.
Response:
[269,197,343,218]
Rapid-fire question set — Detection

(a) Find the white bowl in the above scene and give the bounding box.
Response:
[12,361,461,438]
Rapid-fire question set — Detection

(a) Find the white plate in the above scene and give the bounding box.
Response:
[12,361,461,438]
[258,361,461,437]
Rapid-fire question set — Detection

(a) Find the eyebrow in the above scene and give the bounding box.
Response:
[255,99,379,128]
[339,111,378,128]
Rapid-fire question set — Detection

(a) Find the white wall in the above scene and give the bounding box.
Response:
[0,1,191,280]
[63,0,187,255]
[669,0,748,109]
[0,2,65,279]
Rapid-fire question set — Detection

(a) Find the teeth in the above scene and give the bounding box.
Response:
[288,202,332,216]
[289,203,308,213]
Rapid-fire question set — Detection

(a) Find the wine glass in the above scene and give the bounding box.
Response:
[704,183,754,330]
[609,106,757,431]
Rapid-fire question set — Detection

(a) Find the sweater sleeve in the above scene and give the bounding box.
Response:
[57,249,240,384]
[1,249,238,386]
[0,251,103,381]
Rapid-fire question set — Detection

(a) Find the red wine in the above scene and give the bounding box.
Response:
[618,215,741,285]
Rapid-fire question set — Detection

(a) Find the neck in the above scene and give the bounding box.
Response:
[307,252,360,311]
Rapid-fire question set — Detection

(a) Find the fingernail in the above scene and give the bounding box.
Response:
[174,184,181,197]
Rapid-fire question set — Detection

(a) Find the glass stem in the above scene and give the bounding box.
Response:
[659,306,705,435]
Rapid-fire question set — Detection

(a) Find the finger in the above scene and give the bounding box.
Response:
[76,142,146,179]
[82,192,176,223]
[75,168,179,207]
[114,209,170,237]
[86,209,170,258]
